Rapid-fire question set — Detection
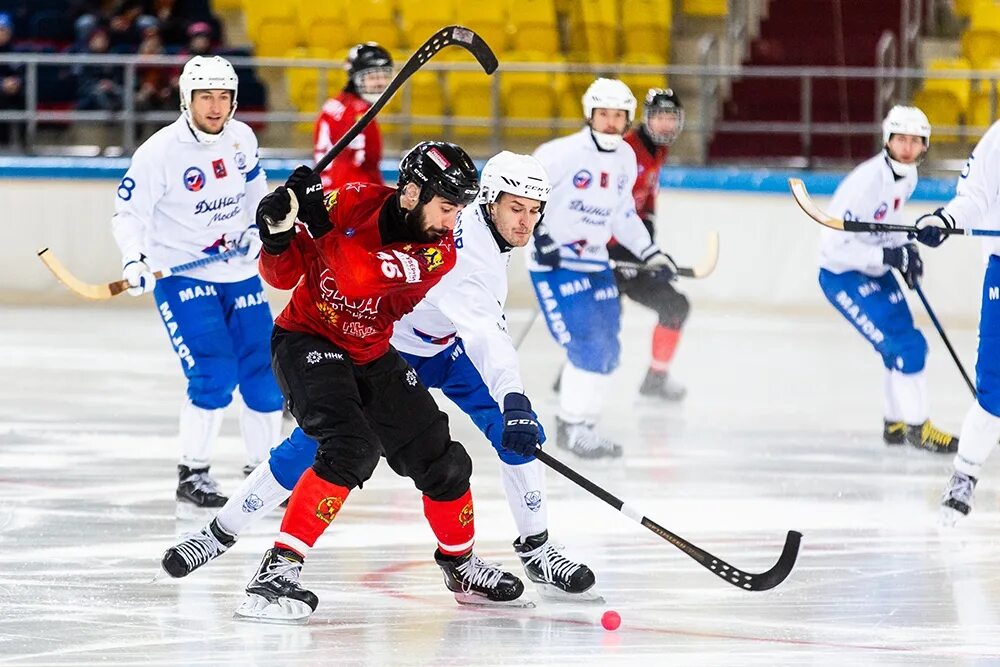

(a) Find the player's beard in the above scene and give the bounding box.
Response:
[404,203,445,243]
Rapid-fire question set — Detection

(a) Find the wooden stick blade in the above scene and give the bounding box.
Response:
[37,247,117,300]
[788,178,846,231]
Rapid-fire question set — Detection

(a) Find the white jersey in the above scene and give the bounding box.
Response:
[111,116,268,283]
[818,152,916,276]
[391,205,523,406]
[526,127,656,272]
[943,119,1000,258]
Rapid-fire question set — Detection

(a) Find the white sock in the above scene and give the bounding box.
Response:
[240,405,282,467]
[179,400,224,468]
[882,369,902,422]
[558,363,607,424]
[888,370,928,425]
[215,461,292,536]
[500,459,548,540]
[954,401,1000,477]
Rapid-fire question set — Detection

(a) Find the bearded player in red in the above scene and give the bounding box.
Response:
[313,42,393,190]
[611,88,689,401]
[239,142,529,623]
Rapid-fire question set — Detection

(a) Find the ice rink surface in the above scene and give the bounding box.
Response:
[2,301,998,666]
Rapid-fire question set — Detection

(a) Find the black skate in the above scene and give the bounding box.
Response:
[176,465,228,519]
[434,549,530,607]
[513,530,601,603]
[940,471,978,527]
[906,420,958,454]
[883,419,906,446]
[234,547,319,624]
[161,518,236,578]
[639,369,687,401]
[555,417,623,459]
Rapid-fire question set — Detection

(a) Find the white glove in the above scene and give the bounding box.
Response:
[644,251,678,278]
[224,226,263,260]
[122,253,156,296]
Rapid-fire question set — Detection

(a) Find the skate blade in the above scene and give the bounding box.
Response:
[175,502,221,521]
[233,594,313,625]
[453,592,536,608]
[533,583,605,604]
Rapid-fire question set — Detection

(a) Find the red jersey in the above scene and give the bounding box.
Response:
[624,127,669,224]
[313,90,385,191]
[259,183,456,364]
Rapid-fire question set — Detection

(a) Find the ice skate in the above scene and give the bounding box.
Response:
[882,419,906,446]
[176,464,228,519]
[639,369,687,402]
[555,417,622,459]
[513,530,602,603]
[161,518,236,578]
[940,471,977,527]
[434,549,531,607]
[906,420,958,454]
[234,547,319,624]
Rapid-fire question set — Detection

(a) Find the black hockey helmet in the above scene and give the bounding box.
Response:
[345,42,393,102]
[398,141,480,206]
[643,88,684,146]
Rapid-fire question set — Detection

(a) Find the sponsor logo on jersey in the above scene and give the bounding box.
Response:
[234,151,247,171]
[242,494,264,513]
[212,159,227,179]
[873,202,888,221]
[315,496,343,524]
[524,490,542,512]
[183,166,206,192]
[600,171,609,188]
[458,501,474,527]
[305,350,344,364]
[426,147,452,170]
[572,169,592,189]
[405,368,418,387]
[893,197,901,211]
[419,247,444,272]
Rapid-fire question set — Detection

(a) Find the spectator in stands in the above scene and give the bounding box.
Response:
[108,0,150,49]
[184,21,212,57]
[0,12,23,145]
[147,0,188,46]
[136,27,178,116]
[73,25,124,112]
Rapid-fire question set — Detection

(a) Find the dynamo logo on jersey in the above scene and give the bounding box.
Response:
[183,166,207,192]
[873,202,888,221]
[572,169,592,189]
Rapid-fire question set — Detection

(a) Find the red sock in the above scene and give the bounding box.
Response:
[651,325,681,372]
[275,467,351,557]
[423,489,475,556]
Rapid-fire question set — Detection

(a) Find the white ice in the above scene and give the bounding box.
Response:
[1,301,998,666]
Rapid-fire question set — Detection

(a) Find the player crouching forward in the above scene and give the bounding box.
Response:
[161,152,600,603]
[817,105,957,454]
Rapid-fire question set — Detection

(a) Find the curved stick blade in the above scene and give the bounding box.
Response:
[744,530,802,591]
[788,178,846,230]
[447,25,498,73]
[37,247,114,300]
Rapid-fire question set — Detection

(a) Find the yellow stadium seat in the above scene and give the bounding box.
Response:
[922,57,972,110]
[619,53,670,97]
[622,0,671,60]
[460,2,510,53]
[508,0,559,54]
[398,0,455,47]
[968,88,1000,129]
[285,48,348,133]
[447,70,495,138]
[954,0,974,17]
[578,0,618,61]
[254,18,301,57]
[682,0,727,17]
[962,29,1000,69]
[293,0,352,51]
[211,0,241,11]
[346,0,402,50]
[501,56,564,138]
[393,70,447,135]
[912,89,964,143]
[242,3,294,42]
[971,0,1000,28]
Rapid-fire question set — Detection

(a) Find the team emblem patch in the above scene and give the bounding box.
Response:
[316,496,343,524]
[873,202,888,221]
[524,490,542,512]
[241,493,264,513]
[458,501,474,527]
[419,247,444,272]
[572,169,592,189]
[212,159,227,179]
[234,151,247,171]
[183,166,206,192]
[306,350,322,364]
[405,368,418,386]
[324,189,339,211]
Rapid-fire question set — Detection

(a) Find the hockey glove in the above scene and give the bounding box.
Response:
[532,222,561,269]
[913,207,955,248]
[644,250,678,280]
[122,252,156,296]
[223,225,263,261]
[883,243,924,289]
[285,165,332,239]
[501,393,542,458]
[256,187,298,255]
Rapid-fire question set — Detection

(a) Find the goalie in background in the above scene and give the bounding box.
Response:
[816,105,957,454]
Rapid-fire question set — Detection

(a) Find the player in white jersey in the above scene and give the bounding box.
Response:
[909,120,1000,523]
[817,105,957,454]
[160,152,602,607]
[526,77,674,459]
[111,56,284,516]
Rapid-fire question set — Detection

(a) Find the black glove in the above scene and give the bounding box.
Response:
[501,393,542,458]
[532,222,561,269]
[883,243,923,289]
[256,187,296,255]
[643,250,677,280]
[912,207,954,248]
[285,165,331,238]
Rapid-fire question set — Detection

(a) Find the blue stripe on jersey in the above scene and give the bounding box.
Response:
[245,162,262,181]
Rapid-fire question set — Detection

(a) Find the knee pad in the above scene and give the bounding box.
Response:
[312,436,381,490]
[268,428,318,491]
[884,329,928,374]
[387,417,473,501]
[238,357,284,413]
[567,338,620,375]
[187,359,238,410]
[658,291,690,329]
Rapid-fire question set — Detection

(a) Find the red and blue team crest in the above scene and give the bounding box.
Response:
[873,202,888,221]
[573,169,592,189]
[212,158,227,179]
[184,166,206,192]
[568,239,587,256]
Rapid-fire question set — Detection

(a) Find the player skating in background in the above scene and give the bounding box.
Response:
[613,88,690,401]
[313,42,392,190]
[909,120,1000,524]
[232,142,528,622]
[527,77,675,459]
[817,105,957,454]
[161,152,600,602]
[111,55,284,517]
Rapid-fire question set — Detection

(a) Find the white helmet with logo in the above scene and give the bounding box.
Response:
[179,55,239,144]
[882,105,930,176]
[477,151,551,208]
[582,77,637,151]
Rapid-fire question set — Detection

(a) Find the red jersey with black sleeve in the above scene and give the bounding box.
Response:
[624,126,669,226]
[259,183,456,364]
[313,90,384,191]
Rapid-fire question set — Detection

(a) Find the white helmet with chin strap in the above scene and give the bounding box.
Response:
[179,55,239,145]
[582,77,636,151]
[882,105,930,176]
[477,151,551,208]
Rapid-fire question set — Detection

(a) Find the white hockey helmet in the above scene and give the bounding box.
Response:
[179,55,239,144]
[582,78,637,150]
[881,105,930,176]
[477,151,551,208]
